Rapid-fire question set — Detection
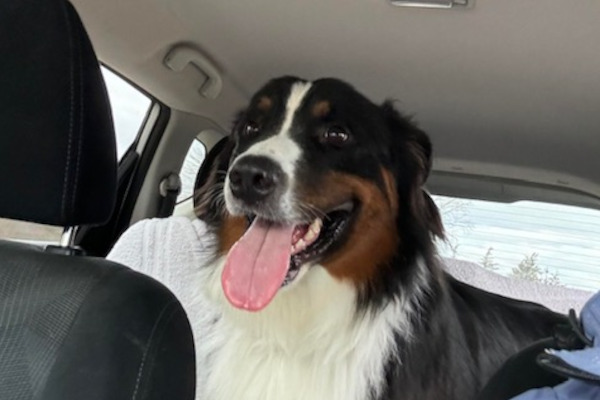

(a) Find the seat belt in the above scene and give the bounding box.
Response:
[158,172,182,218]
[476,309,587,400]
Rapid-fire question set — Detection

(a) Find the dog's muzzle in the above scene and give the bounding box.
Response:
[228,155,287,207]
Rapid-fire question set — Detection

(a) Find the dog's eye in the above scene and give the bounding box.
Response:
[242,121,260,137]
[320,126,350,147]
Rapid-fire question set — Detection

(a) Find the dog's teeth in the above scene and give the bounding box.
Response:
[292,218,322,255]
[291,239,306,254]
[304,229,317,242]
[309,218,323,234]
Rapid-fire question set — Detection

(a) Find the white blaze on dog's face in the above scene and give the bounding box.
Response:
[215,76,440,312]
[224,81,310,221]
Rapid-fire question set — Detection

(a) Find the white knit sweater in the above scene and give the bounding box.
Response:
[107,217,593,397]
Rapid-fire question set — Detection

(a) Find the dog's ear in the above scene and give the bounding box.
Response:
[422,191,445,239]
[381,101,443,239]
[193,136,235,224]
[381,101,432,185]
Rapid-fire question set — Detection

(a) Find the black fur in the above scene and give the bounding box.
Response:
[380,277,567,399]
[193,76,568,399]
[194,136,234,225]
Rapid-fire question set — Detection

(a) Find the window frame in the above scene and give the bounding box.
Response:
[100,64,155,162]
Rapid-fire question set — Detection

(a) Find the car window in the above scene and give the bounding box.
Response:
[434,195,600,291]
[0,68,151,243]
[178,139,207,203]
[100,67,151,160]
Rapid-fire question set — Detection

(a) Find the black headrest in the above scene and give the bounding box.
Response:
[0,0,117,227]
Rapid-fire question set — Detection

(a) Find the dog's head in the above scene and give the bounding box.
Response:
[195,76,443,311]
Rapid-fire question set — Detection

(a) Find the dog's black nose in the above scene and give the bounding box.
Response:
[228,156,285,204]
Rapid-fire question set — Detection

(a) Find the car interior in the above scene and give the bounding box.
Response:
[1,0,599,398]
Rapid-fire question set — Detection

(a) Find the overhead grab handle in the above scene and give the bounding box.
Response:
[164,45,223,99]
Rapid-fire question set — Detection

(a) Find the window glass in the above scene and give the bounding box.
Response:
[178,139,207,203]
[101,67,151,159]
[434,195,600,291]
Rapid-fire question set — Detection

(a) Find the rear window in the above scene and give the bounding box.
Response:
[433,195,600,291]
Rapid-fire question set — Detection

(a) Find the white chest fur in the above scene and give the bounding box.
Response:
[193,258,414,400]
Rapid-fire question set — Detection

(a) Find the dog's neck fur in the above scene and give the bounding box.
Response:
[196,255,432,400]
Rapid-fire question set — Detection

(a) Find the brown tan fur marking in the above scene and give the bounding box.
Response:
[299,171,399,285]
[257,96,273,112]
[380,167,399,217]
[312,100,331,118]
[218,215,248,254]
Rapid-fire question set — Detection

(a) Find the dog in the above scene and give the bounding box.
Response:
[192,76,567,400]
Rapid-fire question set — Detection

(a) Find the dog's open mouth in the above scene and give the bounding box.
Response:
[221,201,354,311]
[286,202,354,285]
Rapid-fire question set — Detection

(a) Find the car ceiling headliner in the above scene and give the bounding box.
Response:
[72,0,600,199]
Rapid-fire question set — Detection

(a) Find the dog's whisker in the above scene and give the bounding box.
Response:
[293,201,327,222]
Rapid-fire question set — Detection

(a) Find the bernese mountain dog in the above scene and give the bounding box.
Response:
[192,76,567,400]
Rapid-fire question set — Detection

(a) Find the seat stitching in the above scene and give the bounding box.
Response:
[60,2,76,222]
[71,21,84,213]
[131,299,179,400]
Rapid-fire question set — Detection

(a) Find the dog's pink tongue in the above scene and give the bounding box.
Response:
[222,218,294,311]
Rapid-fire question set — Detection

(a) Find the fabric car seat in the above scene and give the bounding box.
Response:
[0,1,196,399]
